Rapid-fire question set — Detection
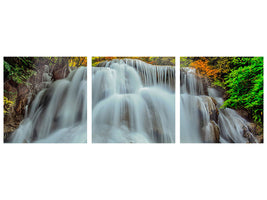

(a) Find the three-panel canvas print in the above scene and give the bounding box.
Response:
[3,56,263,143]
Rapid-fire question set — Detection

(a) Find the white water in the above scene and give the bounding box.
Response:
[92,59,175,143]
[11,67,87,143]
[180,67,257,143]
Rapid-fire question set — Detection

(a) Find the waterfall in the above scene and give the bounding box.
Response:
[180,67,257,143]
[10,67,87,143]
[92,59,175,143]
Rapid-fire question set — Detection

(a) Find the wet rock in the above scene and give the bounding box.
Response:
[247,123,257,133]
[210,97,219,123]
[210,97,217,106]
[247,122,263,135]
[201,77,210,95]
[246,122,263,143]
[197,96,219,126]
[243,130,257,143]
[212,121,220,143]
[96,61,108,67]
[4,116,23,142]
[212,85,224,98]
[202,121,220,143]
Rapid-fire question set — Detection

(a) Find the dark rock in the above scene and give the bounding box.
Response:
[4,81,17,94]
[236,109,250,120]
[4,131,14,143]
[52,67,69,80]
[211,121,220,143]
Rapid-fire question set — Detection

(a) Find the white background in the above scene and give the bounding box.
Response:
[0,0,266,200]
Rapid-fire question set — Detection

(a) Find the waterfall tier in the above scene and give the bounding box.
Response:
[180,67,257,143]
[93,59,175,143]
[10,67,87,143]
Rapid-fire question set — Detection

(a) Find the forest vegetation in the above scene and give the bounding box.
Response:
[92,57,175,67]
[180,57,264,126]
[4,57,87,116]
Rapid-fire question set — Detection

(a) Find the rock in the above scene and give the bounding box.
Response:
[212,121,220,143]
[210,97,217,106]
[256,134,264,143]
[197,96,219,126]
[236,109,250,120]
[4,131,14,143]
[212,85,225,98]
[243,130,257,143]
[96,61,108,67]
[202,121,220,143]
[248,123,263,135]
[17,84,29,97]
[4,81,17,94]
[15,85,30,115]
[52,67,69,80]
[247,123,257,133]
[242,122,263,143]
[4,116,24,142]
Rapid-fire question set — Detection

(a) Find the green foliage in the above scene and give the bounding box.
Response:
[92,57,102,67]
[207,57,233,78]
[4,57,86,83]
[223,57,263,123]
[231,57,253,69]
[4,57,36,84]
[170,58,175,65]
[183,56,264,125]
[180,57,194,68]
[212,79,225,89]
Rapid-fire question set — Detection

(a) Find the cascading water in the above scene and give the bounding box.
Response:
[180,67,257,143]
[92,59,175,143]
[10,67,87,143]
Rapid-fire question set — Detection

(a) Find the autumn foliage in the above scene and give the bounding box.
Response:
[190,58,220,79]
[181,56,264,125]
[92,57,175,66]
[68,57,87,67]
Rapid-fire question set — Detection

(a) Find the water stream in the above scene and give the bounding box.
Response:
[10,67,87,143]
[92,59,175,143]
[180,67,257,143]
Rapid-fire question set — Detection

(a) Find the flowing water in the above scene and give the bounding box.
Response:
[180,67,257,143]
[92,59,175,143]
[10,67,87,143]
